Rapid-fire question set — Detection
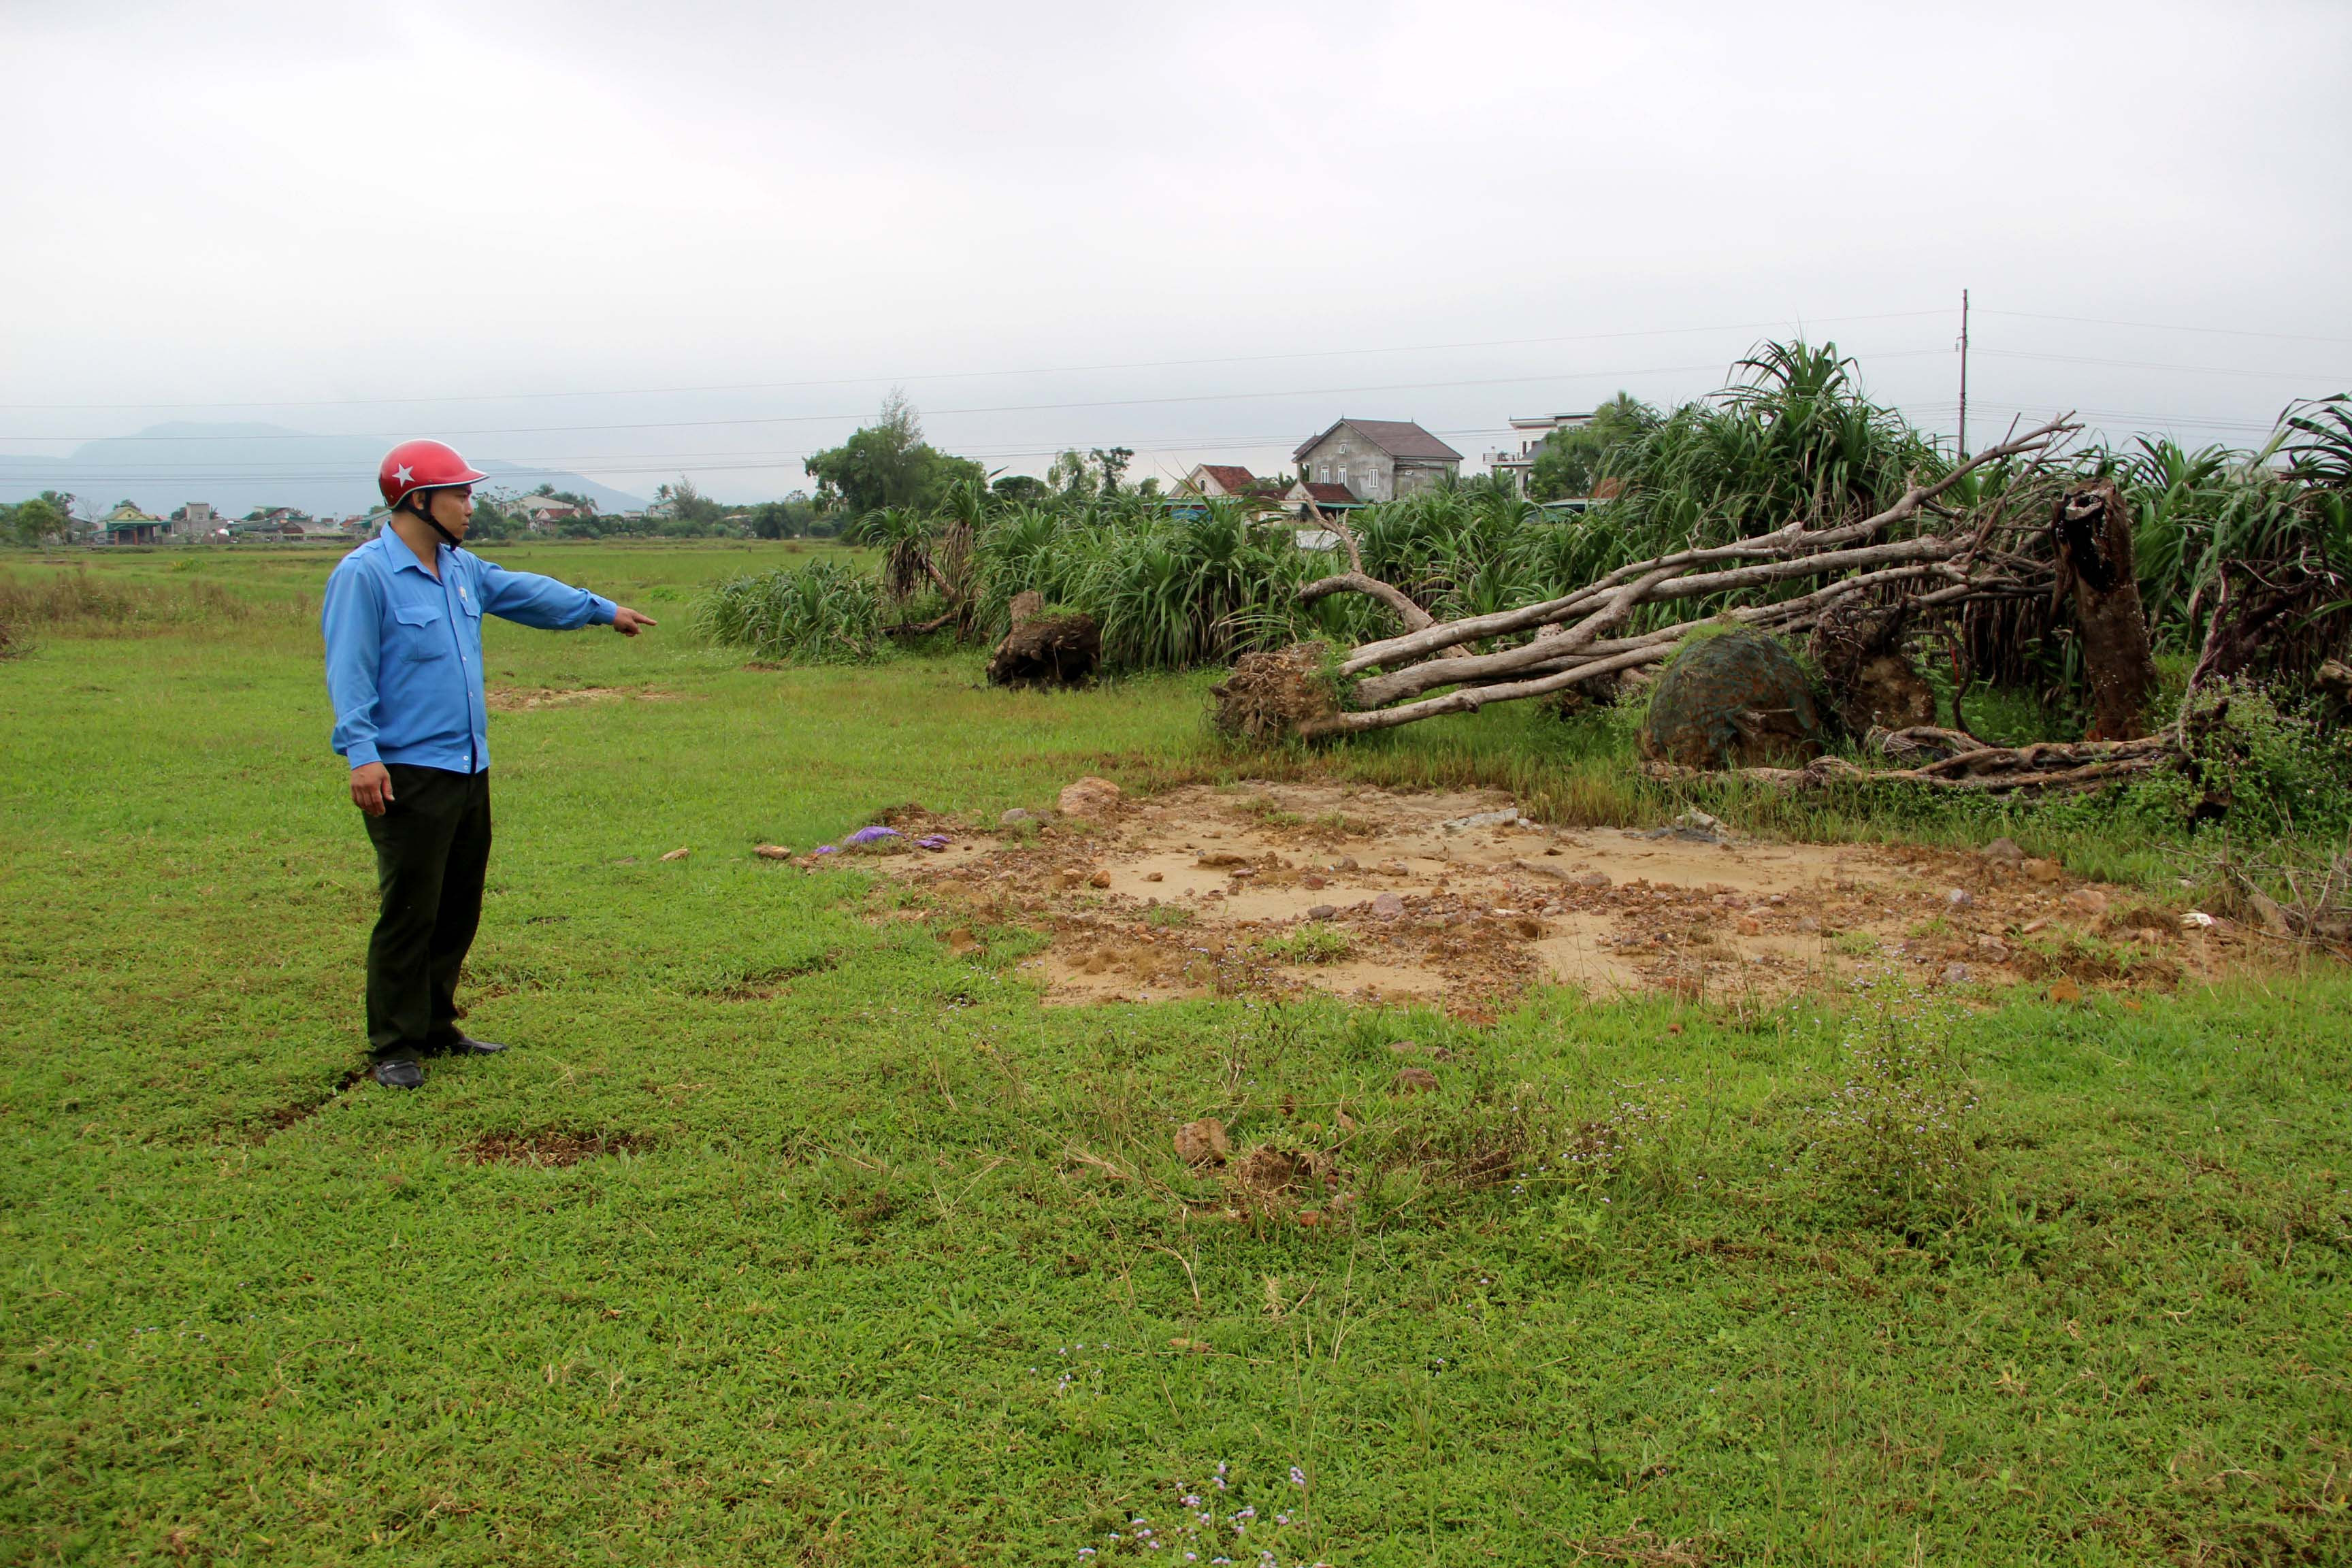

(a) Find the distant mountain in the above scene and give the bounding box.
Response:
[0,422,647,517]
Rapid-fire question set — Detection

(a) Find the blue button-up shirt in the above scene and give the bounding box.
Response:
[322,528,617,773]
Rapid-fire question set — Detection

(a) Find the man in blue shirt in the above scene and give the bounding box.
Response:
[323,439,656,1089]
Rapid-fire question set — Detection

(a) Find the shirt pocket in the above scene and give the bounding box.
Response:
[392,602,451,659]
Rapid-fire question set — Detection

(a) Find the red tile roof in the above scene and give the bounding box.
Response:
[1193,463,1260,493]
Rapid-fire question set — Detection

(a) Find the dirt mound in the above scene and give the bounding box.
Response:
[1210,642,1339,740]
[1057,777,1123,819]
[987,612,1098,687]
[1639,628,1830,769]
[858,777,2258,1015]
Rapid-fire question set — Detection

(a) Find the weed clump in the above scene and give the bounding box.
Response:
[1795,970,1981,1219]
[1262,922,1352,965]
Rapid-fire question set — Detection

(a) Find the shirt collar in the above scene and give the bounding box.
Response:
[380,524,446,578]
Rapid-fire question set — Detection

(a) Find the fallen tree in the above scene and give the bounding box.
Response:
[1214,416,2082,740]
[1659,730,2182,795]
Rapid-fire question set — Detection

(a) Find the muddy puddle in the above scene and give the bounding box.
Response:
[855,779,2249,1017]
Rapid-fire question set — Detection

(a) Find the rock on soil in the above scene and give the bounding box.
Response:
[1058,777,1123,819]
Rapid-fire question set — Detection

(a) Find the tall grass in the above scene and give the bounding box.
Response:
[0,566,298,636]
[693,558,886,664]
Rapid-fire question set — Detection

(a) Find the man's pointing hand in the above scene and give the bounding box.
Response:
[612,606,657,636]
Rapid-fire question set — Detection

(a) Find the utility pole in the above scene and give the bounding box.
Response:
[1957,288,1971,461]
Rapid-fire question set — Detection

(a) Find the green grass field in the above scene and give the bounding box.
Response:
[3,546,2348,1566]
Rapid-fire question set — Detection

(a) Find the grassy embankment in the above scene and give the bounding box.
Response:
[1,546,2347,1565]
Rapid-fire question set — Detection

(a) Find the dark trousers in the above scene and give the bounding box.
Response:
[361,765,492,1058]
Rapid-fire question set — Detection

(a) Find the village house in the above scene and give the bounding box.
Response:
[1283,478,1362,515]
[1175,463,1274,501]
[1290,419,1462,504]
[1483,412,1595,495]
[95,502,164,546]
[168,502,217,539]
[512,493,591,529]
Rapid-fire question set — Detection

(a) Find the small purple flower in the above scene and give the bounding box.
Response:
[813,845,838,855]
[845,825,899,845]
[1290,1467,1306,1486]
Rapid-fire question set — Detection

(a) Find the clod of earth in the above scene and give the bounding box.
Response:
[660,846,691,862]
[1057,776,1122,819]
[1393,1066,1441,1093]
[754,845,792,860]
[1174,1117,1230,1166]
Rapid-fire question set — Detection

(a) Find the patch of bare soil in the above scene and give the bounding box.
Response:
[863,778,2268,1015]
[485,685,676,713]
[463,1130,652,1166]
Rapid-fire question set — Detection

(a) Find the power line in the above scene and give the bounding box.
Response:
[0,350,1954,445]
[0,309,1955,413]
[1979,308,2352,348]
[1975,348,2349,382]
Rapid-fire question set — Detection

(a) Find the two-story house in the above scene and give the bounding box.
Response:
[1290,419,1462,504]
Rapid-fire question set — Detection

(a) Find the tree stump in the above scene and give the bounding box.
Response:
[1638,627,1830,770]
[2053,480,2158,739]
[987,612,1099,687]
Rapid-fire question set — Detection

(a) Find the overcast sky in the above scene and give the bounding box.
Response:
[5,0,2348,503]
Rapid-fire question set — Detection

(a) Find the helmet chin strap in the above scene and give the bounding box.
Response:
[410,491,463,548]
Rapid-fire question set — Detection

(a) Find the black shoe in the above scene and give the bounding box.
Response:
[428,1032,507,1057]
[372,1058,425,1090]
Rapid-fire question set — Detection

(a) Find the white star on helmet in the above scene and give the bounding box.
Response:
[393,464,413,485]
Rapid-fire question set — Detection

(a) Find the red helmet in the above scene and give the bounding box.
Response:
[378,439,487,508]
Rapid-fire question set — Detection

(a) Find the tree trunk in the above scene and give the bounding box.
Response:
[2051,480,2158,739]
